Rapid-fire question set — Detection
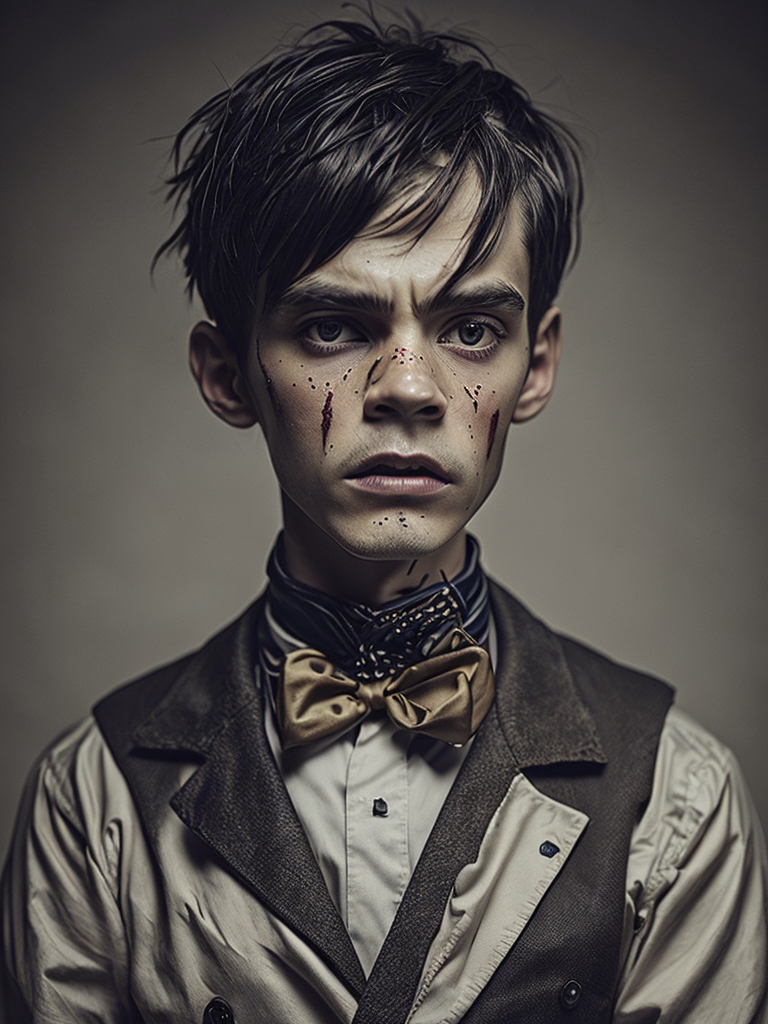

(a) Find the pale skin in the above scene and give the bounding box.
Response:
[190,184,561,608]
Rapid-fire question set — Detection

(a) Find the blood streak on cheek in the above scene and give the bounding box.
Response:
[321,390,333,453]
[486,408,500,460]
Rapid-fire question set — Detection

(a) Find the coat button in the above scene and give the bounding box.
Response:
[203,997,235,1024]
[560,980,582,1009]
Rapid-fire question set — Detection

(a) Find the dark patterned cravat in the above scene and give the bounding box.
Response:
[263,532,489,681]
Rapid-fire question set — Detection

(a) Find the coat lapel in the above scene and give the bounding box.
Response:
[97,598,367,998]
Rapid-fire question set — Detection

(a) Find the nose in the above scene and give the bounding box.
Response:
[363,347,448,422]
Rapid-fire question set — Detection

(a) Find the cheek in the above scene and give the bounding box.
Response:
[275,390,333,456]
[453,361,523,466]
[253,350,358,460]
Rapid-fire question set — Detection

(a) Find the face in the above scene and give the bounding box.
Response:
[191,184,561,583]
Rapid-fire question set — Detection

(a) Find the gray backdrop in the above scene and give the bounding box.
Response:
[1,0,766,859]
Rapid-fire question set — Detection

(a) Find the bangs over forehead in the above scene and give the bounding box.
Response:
[157,16,583,353]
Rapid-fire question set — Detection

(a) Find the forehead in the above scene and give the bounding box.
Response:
[283,184,531,311]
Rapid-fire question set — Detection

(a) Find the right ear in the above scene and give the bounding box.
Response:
[189,321,259,428]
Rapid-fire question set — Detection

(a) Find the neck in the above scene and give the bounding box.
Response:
[281,497,467,608]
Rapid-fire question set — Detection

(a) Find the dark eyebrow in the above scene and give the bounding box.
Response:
[417,280,526,318]
[270,278,525,319]
[271,282,395,316]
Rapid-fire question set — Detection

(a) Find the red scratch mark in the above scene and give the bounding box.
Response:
[321,391,333,453]
[486,408,500,459]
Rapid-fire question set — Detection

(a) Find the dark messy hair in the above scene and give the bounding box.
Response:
[156,13,583,355]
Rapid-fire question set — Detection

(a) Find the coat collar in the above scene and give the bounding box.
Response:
[102,581,606,1007]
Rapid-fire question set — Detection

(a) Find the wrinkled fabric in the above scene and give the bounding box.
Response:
[615,706,768,1022]
[2,705,765,1023]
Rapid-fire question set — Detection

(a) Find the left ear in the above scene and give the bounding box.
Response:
[189,321,259,429]
[512,306,562,423]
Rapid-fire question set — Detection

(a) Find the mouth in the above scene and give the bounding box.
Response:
[346,454,451,495]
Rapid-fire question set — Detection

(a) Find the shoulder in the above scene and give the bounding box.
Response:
[10,715,132,836]
[2,714,137,916]
[6,596,264,863]
[93,593,265,763]
[658,704,740,780]
[633,706,765,905]
[651,705,757,846]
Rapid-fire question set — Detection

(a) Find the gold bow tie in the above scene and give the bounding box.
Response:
[276,628,494,750]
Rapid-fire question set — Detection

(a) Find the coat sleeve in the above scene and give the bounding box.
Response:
[1,718,141,1024]
[614,707,768,1024]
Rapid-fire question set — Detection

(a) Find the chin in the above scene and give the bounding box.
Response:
[329,520,456,563]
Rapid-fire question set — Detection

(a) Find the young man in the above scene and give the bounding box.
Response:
[2,15,766,1024]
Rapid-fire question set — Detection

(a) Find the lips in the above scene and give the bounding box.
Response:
[346,453,451,496]
[348,453,450,482]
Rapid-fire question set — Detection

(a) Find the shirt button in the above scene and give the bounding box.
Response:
[372,797,389,817]
[203,997,235,1023]
[560,980,582,1009]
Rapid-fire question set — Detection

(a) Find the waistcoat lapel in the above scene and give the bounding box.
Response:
[94,598,367,998]
[351,581,608,1024]
[454,592,674,1023]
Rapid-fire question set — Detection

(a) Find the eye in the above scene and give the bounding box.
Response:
[456,321,486,346]
[439,318,503,351]
[304,318,364,347]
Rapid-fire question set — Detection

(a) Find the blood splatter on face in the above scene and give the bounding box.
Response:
[392,347,415,364]
[321,390,333,453]
[486,408,500,459]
